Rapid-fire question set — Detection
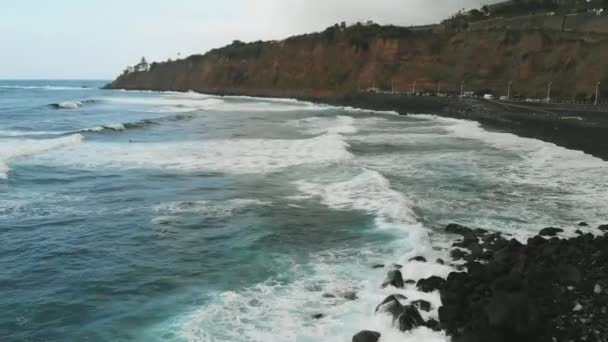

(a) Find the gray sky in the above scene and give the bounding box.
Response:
[0,0,497,79]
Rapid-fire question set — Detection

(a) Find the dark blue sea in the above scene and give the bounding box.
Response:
[1,80,607,342]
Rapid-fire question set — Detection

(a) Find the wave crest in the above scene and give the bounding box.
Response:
[0,134,84,179]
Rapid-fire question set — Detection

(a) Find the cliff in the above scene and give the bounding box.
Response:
[109,24,608,100]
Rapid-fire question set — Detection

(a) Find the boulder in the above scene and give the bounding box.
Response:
[417,276,446,292]
[397,305,425,332]
[411,299,432,312]
[312,313,324,319]
[436,258,445,265]
[539,227,564,237]
[599,224,608,232]
[375,294,407,317]
[409,256,427,262]
[382,270,404,289]
[423,318,441,331]
[450,249,468,260]
[445,223,474,236]
[578,222,589,227]
[352,330,381,342]
[372,264,385,269]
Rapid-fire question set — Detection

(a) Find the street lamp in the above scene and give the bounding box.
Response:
[507,81,512,101]
[596,82,601,106]
[546,82,552,104]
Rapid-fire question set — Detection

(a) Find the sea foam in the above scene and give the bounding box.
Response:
[31,133,353,175]
[0,134,84,179]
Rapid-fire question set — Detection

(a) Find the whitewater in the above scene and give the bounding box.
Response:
[2,80,608,342]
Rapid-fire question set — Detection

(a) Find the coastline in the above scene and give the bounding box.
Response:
[315,93,608,162]
[106,87,608,161]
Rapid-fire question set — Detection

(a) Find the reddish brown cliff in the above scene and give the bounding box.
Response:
[109,25,608,100]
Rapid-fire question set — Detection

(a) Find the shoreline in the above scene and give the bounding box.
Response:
[359,223,608,342]
[315,93,608,162]
[107,87,608,161]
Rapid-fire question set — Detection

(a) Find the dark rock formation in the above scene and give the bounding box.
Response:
[439,225,608,342]
[372,264,385,269]
[417,276,446,293]
[375,294,408,316]
[539,227,564,237]
[382,270,404,289]
[397,305,425,332]
[352,330,381,342]
[312,313,324,319]
[411,299,432,312]
[409,256,427,262]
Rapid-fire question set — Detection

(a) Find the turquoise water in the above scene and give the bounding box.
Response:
[1,80,608,342]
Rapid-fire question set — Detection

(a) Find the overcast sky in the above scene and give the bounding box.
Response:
[0,0,497,79]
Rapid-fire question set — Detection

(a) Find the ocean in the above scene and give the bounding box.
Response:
[1,80,608,342]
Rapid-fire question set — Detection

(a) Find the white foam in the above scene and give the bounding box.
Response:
[176,244,450,342]
[295,169,418,230]
[290,116,358,135]
[79,123,126,133]
[104,96,224,110]
[31,134,352,175]
[0,130,65,137]
[153,198,269,224]
[342,106,400,116]
[56,101,82,109]
[0,134,84,179]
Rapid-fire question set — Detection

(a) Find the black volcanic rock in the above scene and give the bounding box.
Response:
[352,330,381,342]
[539,227,564,237]
[397,305,425,332]
[382,270,404,289]
[375,294,407,317]
[439,226,608,342]
[411,299,432,312]
[409,256,427,262]
[417,276,446,292]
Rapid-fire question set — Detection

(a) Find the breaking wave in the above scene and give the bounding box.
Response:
[30,133,353,175]
[0,134,84,179]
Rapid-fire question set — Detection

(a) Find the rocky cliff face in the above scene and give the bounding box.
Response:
[109,25,608,100]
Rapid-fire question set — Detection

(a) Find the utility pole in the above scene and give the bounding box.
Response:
[546,82,552,104]
[437,81,441,96]
[412,81,417,95]
[391,80,394,94]
[460,80,465,97]
[595,81,601,106]
[507,81,512,101]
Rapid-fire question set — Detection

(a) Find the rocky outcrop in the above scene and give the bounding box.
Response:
[439,223,608,342]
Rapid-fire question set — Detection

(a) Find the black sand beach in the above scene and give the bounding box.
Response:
[320,93,608,161]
